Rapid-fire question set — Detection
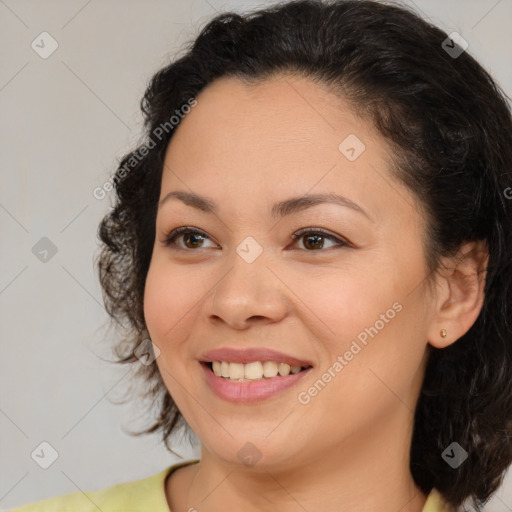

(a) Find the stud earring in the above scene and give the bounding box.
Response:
[440,328,447,338]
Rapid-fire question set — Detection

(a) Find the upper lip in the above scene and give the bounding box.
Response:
[199,347,313,367]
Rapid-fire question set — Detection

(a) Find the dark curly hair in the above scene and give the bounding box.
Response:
[95,0,512,510]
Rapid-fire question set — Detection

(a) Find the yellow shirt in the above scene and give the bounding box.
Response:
[9,459,452,511]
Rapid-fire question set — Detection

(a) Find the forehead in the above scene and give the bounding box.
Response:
[159,74,415,224]
[169,73,369,151]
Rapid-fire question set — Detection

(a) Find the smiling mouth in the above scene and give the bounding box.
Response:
[202,361,313,382]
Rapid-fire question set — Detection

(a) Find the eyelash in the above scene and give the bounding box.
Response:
[162,226,350,251]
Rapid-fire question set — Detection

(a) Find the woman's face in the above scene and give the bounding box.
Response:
[144,74,435,470]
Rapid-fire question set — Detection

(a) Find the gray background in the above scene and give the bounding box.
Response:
[1,0,511,510]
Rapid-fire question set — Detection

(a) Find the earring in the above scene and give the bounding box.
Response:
[440,328,447,338]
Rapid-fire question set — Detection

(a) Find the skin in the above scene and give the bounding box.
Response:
[143,73,488,512]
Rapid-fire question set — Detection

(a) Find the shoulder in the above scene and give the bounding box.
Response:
[8,465,175,512]
[422,488,456,512]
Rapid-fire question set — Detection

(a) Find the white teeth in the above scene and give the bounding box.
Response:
[220,361,230,378]
[244,361,263,380]
[278,363,291,376]
[210,361,306,380]
[230,362,245,379]
[263,361,279,378]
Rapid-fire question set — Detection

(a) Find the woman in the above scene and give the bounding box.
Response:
[11,0,512,511]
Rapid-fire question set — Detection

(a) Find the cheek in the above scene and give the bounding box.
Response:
[143,264,166,336]
[286,262,393,345]
[143,261,187,341]
[297,260,427,399]
[325,296,427,416]
[143,258,210,349]
[143,263,192,393]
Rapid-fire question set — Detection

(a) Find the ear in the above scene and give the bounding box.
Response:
[427,240,489,349]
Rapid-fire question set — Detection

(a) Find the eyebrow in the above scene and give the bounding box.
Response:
[158,190,371,221]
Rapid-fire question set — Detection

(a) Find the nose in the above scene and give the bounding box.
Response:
[207,253,289,329]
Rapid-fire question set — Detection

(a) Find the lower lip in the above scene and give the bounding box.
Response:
[200,363,313,403]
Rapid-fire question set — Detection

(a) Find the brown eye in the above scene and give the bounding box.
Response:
[181,232,206,249]
[290,228,349,251]
[162,226,349,252]
[163,227,217,250]
[302,233,326,250]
